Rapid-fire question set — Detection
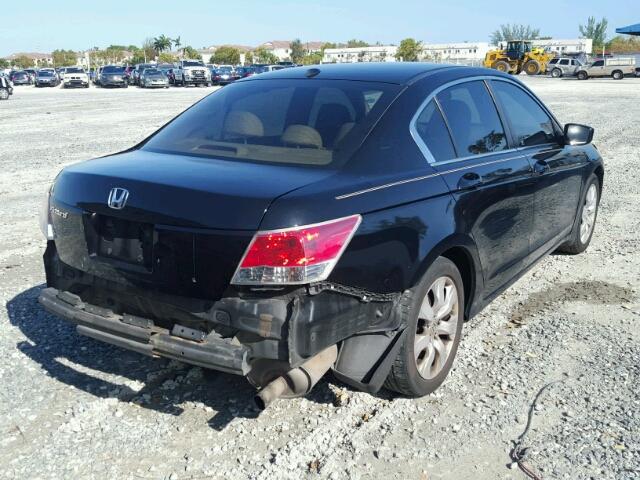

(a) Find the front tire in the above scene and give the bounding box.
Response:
[524,60,541,75]
[384,257,464,397]
[0,89,9,100]
[557,174,600,254]
[577,71,588,80]
[612,70,623,80]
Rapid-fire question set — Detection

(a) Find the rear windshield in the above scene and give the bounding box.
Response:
[103,66,125,73]
[38,71,54,77]
[142,79,401,167]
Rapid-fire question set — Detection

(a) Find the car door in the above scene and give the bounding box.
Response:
[559,58,570,75]
[488,79,587,261]
[412,79,535,297]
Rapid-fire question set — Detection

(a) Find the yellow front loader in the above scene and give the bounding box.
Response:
[484,40,554,75]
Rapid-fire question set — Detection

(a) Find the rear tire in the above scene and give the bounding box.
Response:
[0,89,9,100]
[551,68,562,78]
[384,257,464,397]
[556,174,600,254]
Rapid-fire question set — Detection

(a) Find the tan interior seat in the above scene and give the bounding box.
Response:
[281,125,323,149]
[222,111,264,141]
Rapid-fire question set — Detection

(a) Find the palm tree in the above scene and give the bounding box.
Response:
[173,36,182,58]
[153,35,172,55]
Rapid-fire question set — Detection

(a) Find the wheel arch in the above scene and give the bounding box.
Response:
[411,234,483,321]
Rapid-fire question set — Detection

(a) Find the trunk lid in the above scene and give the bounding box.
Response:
[50,150,332,300]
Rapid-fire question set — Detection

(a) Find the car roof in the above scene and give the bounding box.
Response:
[244,62,464,85]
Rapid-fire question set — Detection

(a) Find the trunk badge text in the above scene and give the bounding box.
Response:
[108,187,129,210]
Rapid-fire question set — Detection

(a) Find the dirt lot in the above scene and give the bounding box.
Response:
[0,78,639,480]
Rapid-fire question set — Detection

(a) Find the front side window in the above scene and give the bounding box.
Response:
[414,100,456,162]
[549,59,558,65]
[559,59,570,65]
[592,60,604,67]
[490,81,557,147]
[437,81,507,156]
[142,79,400,167]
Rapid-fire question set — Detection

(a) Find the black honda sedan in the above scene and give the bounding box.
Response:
[38,64,603,408]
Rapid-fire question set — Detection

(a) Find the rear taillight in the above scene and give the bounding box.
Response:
[232,215,361,285]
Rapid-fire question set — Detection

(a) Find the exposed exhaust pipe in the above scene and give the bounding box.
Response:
[254,345,338,410]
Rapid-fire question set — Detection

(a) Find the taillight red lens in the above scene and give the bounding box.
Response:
[232,215,361,285]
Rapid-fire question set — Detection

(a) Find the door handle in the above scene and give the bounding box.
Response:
[533,160,550,175]
[457,172,482,190]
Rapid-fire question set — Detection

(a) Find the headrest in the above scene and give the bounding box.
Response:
[223,111,264,138]
[281,125,323,149]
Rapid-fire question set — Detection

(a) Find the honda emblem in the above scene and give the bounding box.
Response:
[107,187,129,210]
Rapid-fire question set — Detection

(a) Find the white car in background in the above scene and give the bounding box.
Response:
[62,67,90,88]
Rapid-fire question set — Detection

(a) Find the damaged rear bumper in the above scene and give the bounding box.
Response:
[41,244,407,392]
[39,287,250,375]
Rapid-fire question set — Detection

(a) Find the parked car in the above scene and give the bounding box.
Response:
[38,64,603,408]
[23,68,38,81]
[35,70,60,87]
[235,66,256,78]
[212,66,236,85]
[174,59,211,87]
[576,57,636,80]
[99,65,128,88]
[547,57,583,78]
[62,67,90,88]
[10,71,32,85]
[132,63,156,86]
[139,68,169,88]
[0,74,13,100]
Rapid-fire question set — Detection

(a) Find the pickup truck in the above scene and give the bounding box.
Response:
[174,59,211,87]
[577,57,636,80]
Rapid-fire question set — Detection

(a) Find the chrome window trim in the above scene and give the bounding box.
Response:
[335,154,527,200]
[409,75,561,166]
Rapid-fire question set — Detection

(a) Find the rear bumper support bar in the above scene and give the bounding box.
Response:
[38,287,250,375]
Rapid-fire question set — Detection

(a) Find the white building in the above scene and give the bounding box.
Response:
[421,42,491,62]
[531,38,593,54]
[323,46,398,63]
[257,41,325,62]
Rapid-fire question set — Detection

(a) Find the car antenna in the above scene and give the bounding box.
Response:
[305,68,320,78]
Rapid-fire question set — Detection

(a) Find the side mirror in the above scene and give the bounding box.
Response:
[564,123,594,146]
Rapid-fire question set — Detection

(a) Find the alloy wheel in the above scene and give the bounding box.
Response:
[580,184,598,244]
[414,276,460,379]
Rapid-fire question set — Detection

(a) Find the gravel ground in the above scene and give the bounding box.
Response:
[0,78,639,480]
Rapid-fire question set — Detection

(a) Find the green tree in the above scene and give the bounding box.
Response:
[142,38,156,62]
[173,36,182,57]
[606,35,640,54]
[289,38,306,63]
[395,38,423,62]
[13,55,34,69]
[158,52,178,63]
[490,24,540,44]
[212,46,241,65]
[182,46,202,60]
[0,58,10,68]
[244,51,254,65]
[346,39,369,48]
[322,42,337,50]
[153,35,173,54]
[52,49,77,66]
[301,51,323,65]
[253,47,278,64]
[579,16,608,51]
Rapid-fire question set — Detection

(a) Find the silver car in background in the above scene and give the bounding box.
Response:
[547,57,583,78]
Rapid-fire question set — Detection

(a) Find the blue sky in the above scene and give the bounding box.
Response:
[2,0,638,56]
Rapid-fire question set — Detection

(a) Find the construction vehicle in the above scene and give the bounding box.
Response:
[483,40,554,75]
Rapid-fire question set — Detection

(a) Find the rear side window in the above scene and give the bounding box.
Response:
[437,81,507,156]
[142,79,401,167]
[559,59,570,65]
[414,100,456,162]
[490,81,557,147]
